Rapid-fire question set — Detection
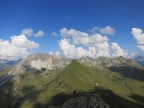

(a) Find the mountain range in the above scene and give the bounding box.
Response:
[0,54,144,108]
[134,56,144,66]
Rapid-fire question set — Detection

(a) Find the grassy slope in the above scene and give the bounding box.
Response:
[59,60,144,100]
[0,67,12,77]
[1,60,144,108]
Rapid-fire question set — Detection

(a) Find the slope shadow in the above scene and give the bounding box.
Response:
[93,88,144,108]
[109,65,144,81]
[13,86,41,108]
[32,87,144,108]
[0,79,17,108]
[32,92,74,108]
[2,79,144,108]
[129,94,144,104]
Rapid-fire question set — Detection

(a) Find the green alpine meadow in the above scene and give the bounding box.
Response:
[0,54,144,108]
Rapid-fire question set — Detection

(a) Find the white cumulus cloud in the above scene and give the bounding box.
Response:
[21,28,44,38]
[0,35,39,60]
[11,35,39,48]
[60,28,88,38]
[100,26,115,35]
[111,42,128,57]
[90,26,115,35]
[59,28,127,58]
[34,30,44,38]
[131,28,144,51]
[21,28,33,36]
[51,32,58,37]
[59,39,97,58]
[59,39,76,58]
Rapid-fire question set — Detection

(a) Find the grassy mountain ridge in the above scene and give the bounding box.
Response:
[0,60,144,108]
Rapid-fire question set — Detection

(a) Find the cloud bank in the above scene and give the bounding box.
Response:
[131,28,144,52]
[0,35,39,60]
[59,28,127,58]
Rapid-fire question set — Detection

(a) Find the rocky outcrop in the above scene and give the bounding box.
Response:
[49,93,109,108]
[12,54,72,74]
[78,56,140,67]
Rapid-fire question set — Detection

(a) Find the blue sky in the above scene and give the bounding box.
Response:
[0,0,144,60]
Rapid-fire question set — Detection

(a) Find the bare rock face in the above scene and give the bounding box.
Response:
[9,54,71,92]
[21,54,72,71]
[78,56,140,68]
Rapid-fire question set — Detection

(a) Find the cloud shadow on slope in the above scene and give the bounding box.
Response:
[109,65,144,82]
[31,87,144,108]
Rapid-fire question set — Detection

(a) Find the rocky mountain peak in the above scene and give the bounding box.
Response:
[78,56,139,67]
[11,54,72,74]
[11,54,142,75]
